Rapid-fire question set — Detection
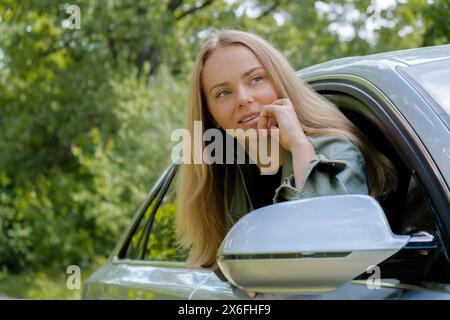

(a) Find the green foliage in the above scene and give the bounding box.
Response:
[0,0,447,284]
[124,182,187,262]
[147,202,186,262]
[0,0,187,272]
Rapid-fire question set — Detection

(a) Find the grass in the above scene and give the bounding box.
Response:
[0,259,106,300]
[0,271,80,299]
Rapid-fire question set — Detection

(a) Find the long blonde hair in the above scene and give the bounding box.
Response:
[176,29,398,268]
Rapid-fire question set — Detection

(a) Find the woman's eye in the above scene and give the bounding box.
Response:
[216,90,231,98]
[251,76,263,83]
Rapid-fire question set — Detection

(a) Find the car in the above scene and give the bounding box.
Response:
[82,45,450,300]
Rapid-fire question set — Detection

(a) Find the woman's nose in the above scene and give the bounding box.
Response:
[236,86,254,108]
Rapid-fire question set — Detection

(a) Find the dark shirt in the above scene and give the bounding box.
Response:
[248,164,282,210]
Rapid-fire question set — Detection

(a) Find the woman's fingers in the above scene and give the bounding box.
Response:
[272,98,291,107]
[257,111,268,130]
[258,104,280,129]
[257,100,305,151]
[245,290,257,299]
[256,104,284,142]
[257,105,275,138]
[267,116,278,129]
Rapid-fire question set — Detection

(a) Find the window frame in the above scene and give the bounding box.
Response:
[114,163,186,266]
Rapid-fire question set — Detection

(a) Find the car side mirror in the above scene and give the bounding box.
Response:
[216,195,413,294]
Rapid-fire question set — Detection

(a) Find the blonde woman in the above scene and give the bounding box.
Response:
[176,29,397,297]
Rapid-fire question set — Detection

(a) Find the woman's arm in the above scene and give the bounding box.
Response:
[290,138,317,191]
[273,136,369,203]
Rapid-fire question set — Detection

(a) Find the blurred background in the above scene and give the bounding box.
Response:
[0,0,448,299]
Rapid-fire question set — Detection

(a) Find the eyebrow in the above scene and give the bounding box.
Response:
[207,66,264,94]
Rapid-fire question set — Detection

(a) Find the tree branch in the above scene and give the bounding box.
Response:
[108,36,118,63]
[175,0,215,20]
[38,45,66,58]
[257,1,281,20]
[167,0,184,12]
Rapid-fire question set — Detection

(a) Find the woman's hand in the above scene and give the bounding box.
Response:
[257,98,307,151]
[245,290,257,299]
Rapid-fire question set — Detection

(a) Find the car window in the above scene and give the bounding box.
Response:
[400,174,436,235]
[121,169,187,262]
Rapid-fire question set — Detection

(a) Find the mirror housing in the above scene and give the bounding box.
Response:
[217,195,411,293]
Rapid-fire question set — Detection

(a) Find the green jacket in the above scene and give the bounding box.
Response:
[213,135,369,282]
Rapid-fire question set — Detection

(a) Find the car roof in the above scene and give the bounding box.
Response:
[299,44,450,75]
[364,44,450,65]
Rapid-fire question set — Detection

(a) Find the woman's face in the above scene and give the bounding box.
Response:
[202,44,278,130]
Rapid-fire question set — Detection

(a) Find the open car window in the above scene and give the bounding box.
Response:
[120,167,187,262]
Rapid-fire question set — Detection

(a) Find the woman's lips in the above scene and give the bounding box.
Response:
[238,113,260,127]
[239,116,259,128]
